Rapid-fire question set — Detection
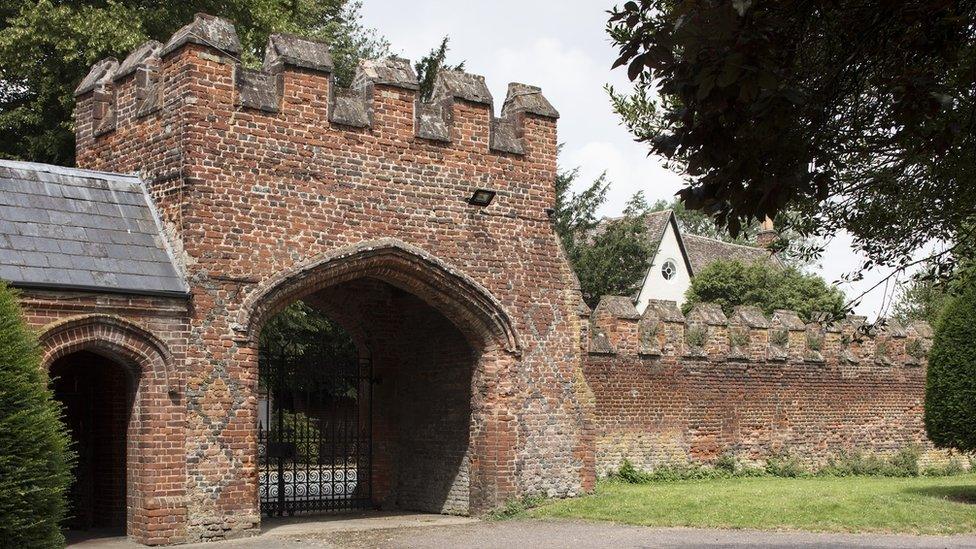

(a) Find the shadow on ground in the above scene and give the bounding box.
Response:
[903,485,976,505]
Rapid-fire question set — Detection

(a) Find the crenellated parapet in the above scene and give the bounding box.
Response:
[73,13,558,161]
[588,296,933,368]
[589,296,639,355]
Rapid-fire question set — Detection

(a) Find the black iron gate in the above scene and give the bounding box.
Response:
[258,353,372,516]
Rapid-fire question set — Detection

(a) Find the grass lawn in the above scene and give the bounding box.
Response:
[527,474,976,535]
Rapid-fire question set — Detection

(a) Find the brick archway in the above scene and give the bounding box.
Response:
[236,238,523,355]
[40,314,177,392]
[236,239,524,516]
[39,315,187,545]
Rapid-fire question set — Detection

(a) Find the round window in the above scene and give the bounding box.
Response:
[661,260,677,280]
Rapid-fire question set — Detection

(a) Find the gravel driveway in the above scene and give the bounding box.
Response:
[68,513,976,549]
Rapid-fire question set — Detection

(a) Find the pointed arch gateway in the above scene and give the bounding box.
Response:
[238,239,524,518]
[237,238,522,355]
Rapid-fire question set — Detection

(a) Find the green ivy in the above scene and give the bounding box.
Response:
[686,325,708,348]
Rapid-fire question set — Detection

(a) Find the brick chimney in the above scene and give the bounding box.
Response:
[756,216,778,249]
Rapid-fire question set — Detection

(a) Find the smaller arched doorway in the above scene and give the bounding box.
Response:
[50,351,135,534]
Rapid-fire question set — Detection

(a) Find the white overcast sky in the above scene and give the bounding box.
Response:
[361,1,903,319]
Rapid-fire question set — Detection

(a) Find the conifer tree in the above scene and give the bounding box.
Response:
[0,282,74,547]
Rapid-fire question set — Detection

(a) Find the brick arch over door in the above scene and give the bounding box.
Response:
[38,314,187,545]
[40,314,177,393]
[236,238,523,355]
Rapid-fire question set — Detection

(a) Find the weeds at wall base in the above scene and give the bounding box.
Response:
[609,446,974,484]
[489,495,547,520]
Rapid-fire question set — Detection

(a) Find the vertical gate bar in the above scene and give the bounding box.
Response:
[288,356,297,516]
[276,353,285,517]
[316,358,323,512]
[262,374,268,515]
[302,357,307,513]
[330,371,336,512]
[366,357,373,509]
[342,364,349,509]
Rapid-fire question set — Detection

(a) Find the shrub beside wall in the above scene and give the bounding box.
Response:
[0,282,74,547]
[925,280,976,453]
[610,445,970,484]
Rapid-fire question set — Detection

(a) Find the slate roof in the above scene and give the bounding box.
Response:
[591,210,671,242]
[0,160,189,296]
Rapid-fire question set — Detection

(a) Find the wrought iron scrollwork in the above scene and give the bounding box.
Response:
[258,353,372,516]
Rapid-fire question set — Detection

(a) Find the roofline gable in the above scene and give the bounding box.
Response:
[635,209,693,304]
[667,212,696,276]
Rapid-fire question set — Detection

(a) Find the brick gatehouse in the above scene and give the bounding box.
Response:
[0,12,940,547]
[9,13,594,544]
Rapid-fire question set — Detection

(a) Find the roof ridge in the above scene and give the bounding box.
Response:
[598,209,672,222]
[0,158,139,183]
[682,232,765,252]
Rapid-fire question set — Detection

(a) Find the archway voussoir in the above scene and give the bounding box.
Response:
[238,239,522,355]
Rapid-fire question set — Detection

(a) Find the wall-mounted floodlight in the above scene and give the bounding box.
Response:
[467,189,496,207]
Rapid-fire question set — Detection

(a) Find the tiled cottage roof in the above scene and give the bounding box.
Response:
[682,233,779,274]
[591,209,671,242]
[0,160,188,296]
[642,210,672,246]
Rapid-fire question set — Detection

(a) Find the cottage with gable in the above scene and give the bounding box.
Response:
[633,210,782,311]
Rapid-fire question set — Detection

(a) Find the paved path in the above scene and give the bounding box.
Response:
[68,513,976,548]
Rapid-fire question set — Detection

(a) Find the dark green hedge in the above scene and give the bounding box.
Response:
[925,279,976,452]
[0,282,74,547]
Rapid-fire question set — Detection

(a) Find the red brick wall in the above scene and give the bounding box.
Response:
[584,298,937,475]
[71,14,592,543]
[395,291,474,514]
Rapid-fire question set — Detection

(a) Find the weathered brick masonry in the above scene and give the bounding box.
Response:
[10,10,938,547]
[21,291,190,544]
[583,297,937,475]
[64,12,593,545]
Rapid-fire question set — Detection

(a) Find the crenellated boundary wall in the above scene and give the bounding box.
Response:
[582,296,945,475]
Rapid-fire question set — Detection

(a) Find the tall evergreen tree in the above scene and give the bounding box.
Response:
[0,282,74,547]
[553,163,654,307]
[925,278,976,452]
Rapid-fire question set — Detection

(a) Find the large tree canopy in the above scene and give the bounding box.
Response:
[0,0,388,165]
[608,0,976,284]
